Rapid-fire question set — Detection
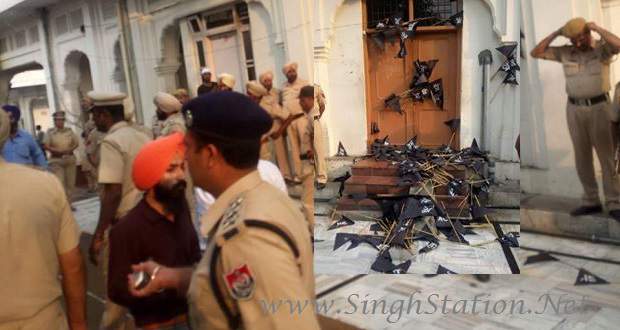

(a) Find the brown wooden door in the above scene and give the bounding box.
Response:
[365,27,460,148]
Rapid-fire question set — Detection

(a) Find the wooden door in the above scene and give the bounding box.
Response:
[365,27,460,148]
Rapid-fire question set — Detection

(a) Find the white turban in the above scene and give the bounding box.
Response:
[153,92,182,114]
[259,71,274,85]
[201,67,211,75]
[246,81,268,97]
[218,73,236,89]
[282,62,298,74]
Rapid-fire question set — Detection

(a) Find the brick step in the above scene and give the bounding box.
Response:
[351,159,399,177]
[343,175,410,195]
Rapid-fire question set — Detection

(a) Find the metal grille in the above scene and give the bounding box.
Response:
[366,0,409,28]
[415,0,459,23]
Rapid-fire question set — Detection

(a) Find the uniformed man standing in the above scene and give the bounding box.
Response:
[281,62,307,184]
[83,118,105,193]
[308,84,328,190]
[44,111,79,201]
[127,91,319,329]
[86,91,152,329]
[298,85,320,228]
[246,80,273,160]
[532,18,620,220]
[259,71,292,176]
[0,110,86,330]
[154,92,185,137]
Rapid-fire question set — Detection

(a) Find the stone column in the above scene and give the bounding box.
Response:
[154,63,181,93]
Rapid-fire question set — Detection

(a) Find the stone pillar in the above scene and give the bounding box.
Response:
[154,63,181,93]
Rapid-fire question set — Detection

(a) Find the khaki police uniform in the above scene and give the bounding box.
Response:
[542,40,620,209]
[44,125,79,199]
[297,113,316,228]
[310,84,327,185]
[0,158,80,329]
[98,120,151,329]
[83,122,105,192]
[160,112,186,137]
[260,87,291,173]
[282,78,309,181]
[188,171,318,329]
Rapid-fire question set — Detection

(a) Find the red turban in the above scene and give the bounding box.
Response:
[132,132,186,191]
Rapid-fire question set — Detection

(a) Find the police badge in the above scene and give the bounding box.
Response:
[224,264,255,300]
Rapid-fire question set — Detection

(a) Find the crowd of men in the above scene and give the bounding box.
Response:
[0,62,333,329]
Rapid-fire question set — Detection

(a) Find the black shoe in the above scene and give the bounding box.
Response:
[71,206,77,212]
[609,209,620,221]
[316,182,327,190]
[569,205,602,217]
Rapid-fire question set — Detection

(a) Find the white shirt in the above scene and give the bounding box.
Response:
[194,160,288,240]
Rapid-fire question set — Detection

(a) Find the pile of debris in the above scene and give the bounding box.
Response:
[329,136,519,274]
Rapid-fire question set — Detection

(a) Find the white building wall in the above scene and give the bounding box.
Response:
[521,0,615,199]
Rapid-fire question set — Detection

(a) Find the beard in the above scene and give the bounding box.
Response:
[154,180,187,217]
[156,111,167,121]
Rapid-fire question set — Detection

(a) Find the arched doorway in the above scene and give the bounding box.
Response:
[1,62,48,134]
[157,24,188,93]
[63,50,93,129]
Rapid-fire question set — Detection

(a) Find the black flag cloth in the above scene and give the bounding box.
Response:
[496,44,518,58]
[336,142,348,157]
[327,215,355,231]
[384,93,403,114]
[575,268,609,286]
[437,265,458,274]
[430,79,444,109]
[523,252,558,265]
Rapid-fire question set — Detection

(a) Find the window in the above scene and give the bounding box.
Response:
[205,9,234,29]
[101,1,117,21]
[196,40,206,68]
[242,30,256,81]
[14,30,27,49]
[414,0,460,25]
[69,9,84,31]
[0,38,8,54]
[236,3,250,25]
[29,26,39,44]
[366,0,409,28]
[55,15,69,35]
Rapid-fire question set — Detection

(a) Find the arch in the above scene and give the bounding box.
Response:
[63,50,93,126]
[160,23,182,65]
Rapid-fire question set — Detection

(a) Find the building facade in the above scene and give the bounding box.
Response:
[0,0,520,181]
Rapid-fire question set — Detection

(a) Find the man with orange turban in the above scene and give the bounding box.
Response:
[107,132,201,329]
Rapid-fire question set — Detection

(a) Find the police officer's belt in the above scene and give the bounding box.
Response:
[569,93,609,107]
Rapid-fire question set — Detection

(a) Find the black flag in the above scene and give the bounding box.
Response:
[444,118,460,131]
[336,142,348,157]
[327,215,355,231]
[384,94,403,114]
[496,44,518,58]
[448,11,464,27]
[575,268,609,286]
[503,71,519,85]
[523,252,558,265]
[437,265,458,274]
[430,79,444,109]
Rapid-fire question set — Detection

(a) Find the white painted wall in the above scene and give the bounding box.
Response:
[323,0,366,156]
[520,0,616,199]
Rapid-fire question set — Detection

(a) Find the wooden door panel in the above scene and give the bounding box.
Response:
[366,28,459,148]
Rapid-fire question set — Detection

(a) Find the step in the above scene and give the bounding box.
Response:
[351,159,399,177]
[521,193,620,242]
[343,176,410,195]
[488,179,520,207]
[287,182,341,202]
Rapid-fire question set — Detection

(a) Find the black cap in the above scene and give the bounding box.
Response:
[182,91,273,142]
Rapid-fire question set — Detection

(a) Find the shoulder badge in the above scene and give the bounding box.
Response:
[224,264,255,300]
[220,197,244,230]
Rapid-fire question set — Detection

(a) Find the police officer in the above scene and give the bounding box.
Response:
[259,71,292,175]
[218,73,236,92]
[0,110,86,330]
[246,80,273,160]
[532,18,620,220]
[308,84,328,190]
[128,91,319,329]
[281,62,307,184]
[154,92,185,137]
[44,111,79,201]
[86,91,152,329]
